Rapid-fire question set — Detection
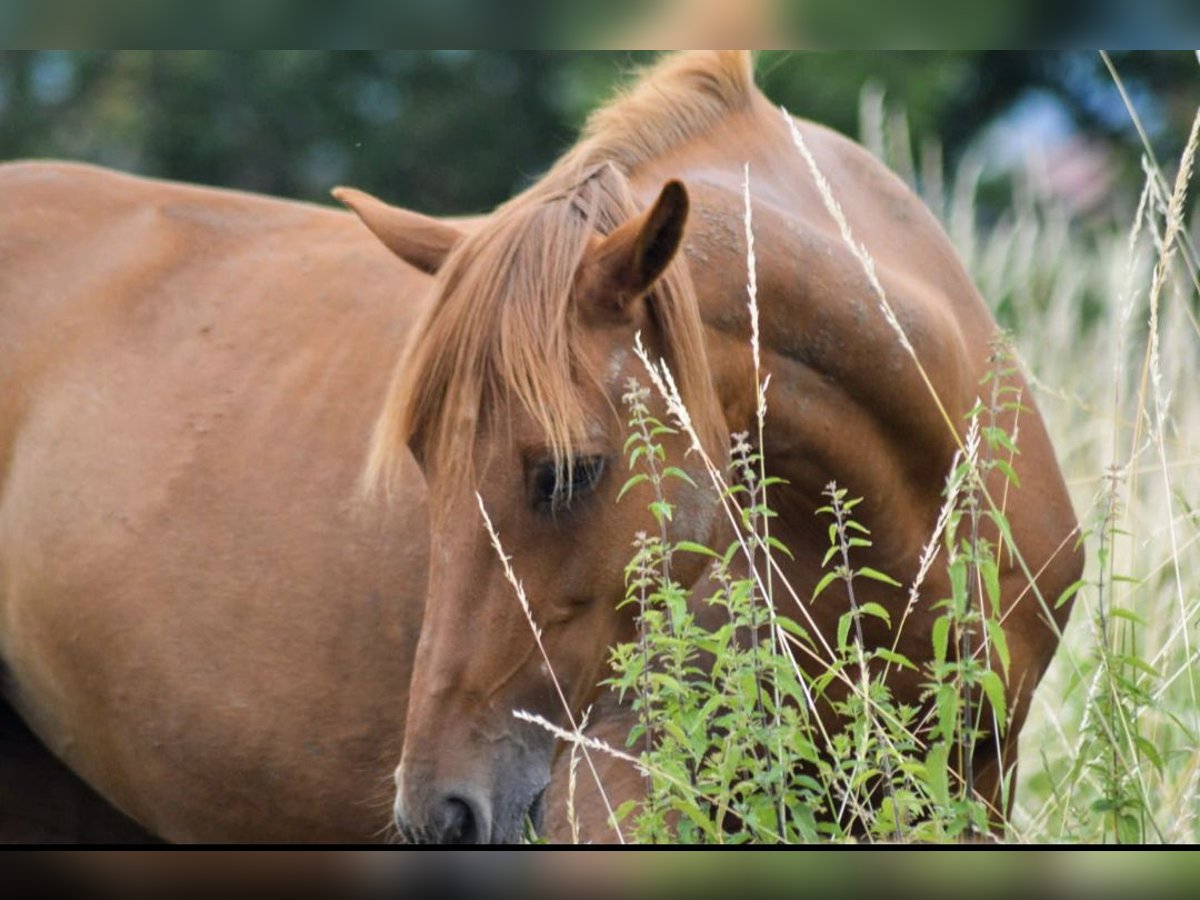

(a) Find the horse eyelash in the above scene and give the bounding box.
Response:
[532,456,607,513]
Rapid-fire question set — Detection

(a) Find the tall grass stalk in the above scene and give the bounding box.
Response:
[500,61,1198,843]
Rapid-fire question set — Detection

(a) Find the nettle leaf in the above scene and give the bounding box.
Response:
[1121,655,1162,680]
[650,500,675,526]
[1117,813,1142,845]
[935,683,958,743]
[978,670,1008,731]
[874,648,917,670]
[1054,578,1084,610]
[992,459,1021,488]
[992,513,1014,548]
[675,541,719,559]
[766,536,795,560]
[982,425,1015,453]
[857,567,902,588]
[977,560,1000,617]
[948,557,968,605]
[612,799,639,826]
[857,602,892,628]
[924,742,950,808]
[812,571,840,602]
[1133,734,1166,774]
[985,619,1011,679]
[1109,607,1148,627]
[663,466,697,487]
[776,616,811,645]
[722,542,741,569]
[671,798,719,841]
[616,472,650,503]
[837,610,854,651]
[821,545,839,568]
[1111,574,1144,586]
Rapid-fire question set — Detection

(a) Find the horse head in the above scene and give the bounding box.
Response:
[342,166,728,843]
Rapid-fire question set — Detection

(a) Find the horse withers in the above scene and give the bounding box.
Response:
[0,52,1082,843]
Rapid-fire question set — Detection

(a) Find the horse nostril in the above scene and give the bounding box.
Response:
[434,795,480,844]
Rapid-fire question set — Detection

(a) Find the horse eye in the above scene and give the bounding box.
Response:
[532,456,606,512]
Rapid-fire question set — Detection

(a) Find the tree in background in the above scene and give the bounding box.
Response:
[0,51,1194,215]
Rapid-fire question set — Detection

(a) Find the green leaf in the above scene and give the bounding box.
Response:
[984,425,1018,455]
[662,466,697,487]
[1120,655,1162,680]
[992,459,1021,488]
[857,567,902,588]
[671,798,719,841]
[932,616,951,667]
[616,473,649,503]
[611,799,639,827]
[812,571,840,602]
[978,670,1008,731]
[766,536,795,560]
[948,556,968,606]
[837,610,853,651]
[985,619,1011,679]
[1117,813,1142,845]
[1054,578,1085,610]
[874,648,917,670]
[980,560,1001,616]
[1133,735,1166,774]
[857,602,892,628]
[776,616,812,645]
[1109,607,1148,627]
[674,540,719,559]
[719,542,741,569]
[935,684,958,743]
[1111,574,1144,586]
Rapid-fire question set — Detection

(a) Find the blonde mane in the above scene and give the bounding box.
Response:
[365,52,755,499]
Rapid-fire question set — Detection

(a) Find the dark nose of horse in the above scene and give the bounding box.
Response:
[432,795,481,844]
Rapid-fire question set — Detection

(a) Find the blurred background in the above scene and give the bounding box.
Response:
[0,51,1196,220]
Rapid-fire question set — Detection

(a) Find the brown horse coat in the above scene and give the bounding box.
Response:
[0,162,435,841]
[0,52,1081,843]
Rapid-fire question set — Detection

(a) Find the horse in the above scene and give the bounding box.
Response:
[0,51,1082,844]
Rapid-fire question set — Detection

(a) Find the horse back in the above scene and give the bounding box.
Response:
[0,161,433,841]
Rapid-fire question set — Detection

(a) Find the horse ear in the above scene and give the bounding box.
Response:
[332,187,462,275]
[581,180,689,317]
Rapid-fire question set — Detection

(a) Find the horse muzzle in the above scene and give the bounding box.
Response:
[392,747,551,844]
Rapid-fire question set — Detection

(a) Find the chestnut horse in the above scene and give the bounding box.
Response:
[0,52,1081,843]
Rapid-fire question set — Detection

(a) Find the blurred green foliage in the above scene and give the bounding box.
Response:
[0,51,1195,215]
